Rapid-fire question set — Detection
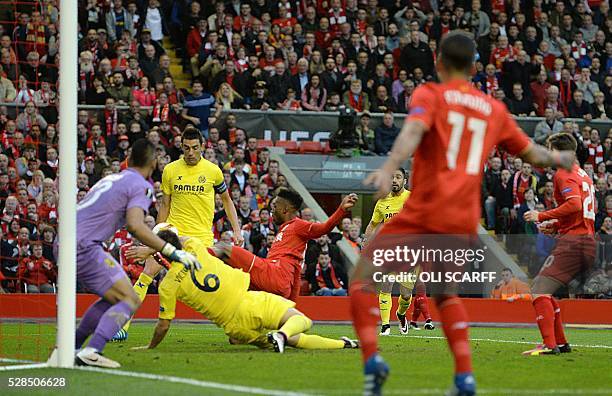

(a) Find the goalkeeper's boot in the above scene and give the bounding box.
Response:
[522,344,560,356]
[341,336,359,349]
[75,347,121,369]
[267,331,286,353]
[409,321,421,330]
[445,373,476,396]
[111,328,128,342]
[364,353,389,396]
[558,343,572,353]
[379,324,391,336]
[424,319,435,330]
[397,313,409,335]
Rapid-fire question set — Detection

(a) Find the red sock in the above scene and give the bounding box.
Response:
[437,296,472,374]
[228,246,256,272]
[411,295,422,322]
[550,298,567,345]
[532,296,556,348]
[418,294,432,320]
[349,281,379,363]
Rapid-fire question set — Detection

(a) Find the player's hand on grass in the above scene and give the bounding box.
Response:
[364,169,392,199]
[126,245,155,260]
[523,210,540,223]
[341,193,358,210]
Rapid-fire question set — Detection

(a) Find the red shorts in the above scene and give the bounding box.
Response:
[539,235,596,285]
[227,247,296,300]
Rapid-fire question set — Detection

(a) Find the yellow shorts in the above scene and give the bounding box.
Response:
[223,291,295,347]
[380,266,421,292]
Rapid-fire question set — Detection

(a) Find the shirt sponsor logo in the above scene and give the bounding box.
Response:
[174,184,206,194]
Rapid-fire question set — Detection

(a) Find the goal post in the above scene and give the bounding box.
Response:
[49,0,78,368]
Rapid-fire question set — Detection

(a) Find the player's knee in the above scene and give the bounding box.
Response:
[301,315,313,331]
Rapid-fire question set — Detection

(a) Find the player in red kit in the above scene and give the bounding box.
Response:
[350,31,576,396]
[523,133,595,356]
[211,189,358,302]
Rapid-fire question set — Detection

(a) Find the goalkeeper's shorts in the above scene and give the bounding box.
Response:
[223,291,295,347]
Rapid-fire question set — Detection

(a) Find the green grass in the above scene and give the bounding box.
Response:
[1,322,611,395]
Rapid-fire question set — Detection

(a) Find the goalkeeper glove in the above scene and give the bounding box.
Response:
[161,243,202,271]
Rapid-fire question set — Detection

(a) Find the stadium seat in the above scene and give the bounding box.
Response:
[299,141,323,153]
[321,141,332,154]
[275,140,299,153]
[256,139,273,149]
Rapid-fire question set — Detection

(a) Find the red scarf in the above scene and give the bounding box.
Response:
[559,80,573,107]
[349,93,364,111]
[104,109,117,136]
[152,103,169,123]
[79,70,93,94]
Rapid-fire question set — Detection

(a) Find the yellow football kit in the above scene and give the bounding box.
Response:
[161,157,226,247]
[371,189,411,225]
[158,238,295,346]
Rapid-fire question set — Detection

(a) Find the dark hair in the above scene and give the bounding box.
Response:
[157,229,182,250]
[276,188,303,211]
[128,139,156,168]
[182,127,204,144]
[397,168,407,178]
[439,31,476,73]
[502,267,513,273]
[547,133,577,151]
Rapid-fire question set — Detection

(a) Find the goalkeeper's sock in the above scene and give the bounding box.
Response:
[396,294,412,316]
[122,273,154,332]
[550,297,568,345]
[350,280,379,363]
[278,314,312,338]
[295,334,345,349]
[76,299,111,349]
[88,301,134,352]
[378,292,392,326]
[437,296,472,375]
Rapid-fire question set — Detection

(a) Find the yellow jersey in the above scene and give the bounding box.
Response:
[371,189,411,225]
[158,238,250,326]
[161,157,226,244]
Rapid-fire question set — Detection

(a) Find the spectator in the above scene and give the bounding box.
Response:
[19,243,55,293]
[534,108,564,144]
[106,0,135,43]
[343,79,370,112]
[182,80,217,138]
[507,83,536,116]
[370,85,396,113]
[568,90,593,120]
[374,112,399,155]
[583,265,612,299]
[592,92,610,120]
[301,74,327,111]
[399,30,434,78]
[309,252,347,296]
[463,0,491,38]
[107,71,133,105]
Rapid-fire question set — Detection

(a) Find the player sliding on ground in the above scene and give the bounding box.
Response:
[522,133,595,356]
[350,31,576,396]
[209,189,358,301]
[363,168,433,335]
[75,139,201,369]
[135,227,359,353]
[113,127,242,342]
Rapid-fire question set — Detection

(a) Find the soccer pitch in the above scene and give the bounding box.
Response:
[1,323,611,395]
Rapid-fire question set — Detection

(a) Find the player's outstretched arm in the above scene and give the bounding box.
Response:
[524,196,582,223]
[364,120,426,198]
[519,143,575,170]
[220,190,244,246]
[306,193,358,239]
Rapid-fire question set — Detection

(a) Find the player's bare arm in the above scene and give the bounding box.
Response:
[341,193,358,210]
[524,196,582,223]
[364,220,380,241]
[142,318,172,349]
[364,120,426,198]
[156,193,171,223]
[220,189,244,246]
[519,142,575,170]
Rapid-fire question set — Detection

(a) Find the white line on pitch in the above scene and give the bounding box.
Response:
[0,363,48,372]
[73,366,312,396]
[389,334,612,349]
[316,389,612,395]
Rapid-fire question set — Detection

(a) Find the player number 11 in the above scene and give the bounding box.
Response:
[446,111,487,175]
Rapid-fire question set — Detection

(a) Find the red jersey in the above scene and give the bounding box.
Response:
[402,80,531,234]
[538,164,595,236]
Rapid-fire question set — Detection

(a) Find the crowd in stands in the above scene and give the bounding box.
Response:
[0,0,612,298]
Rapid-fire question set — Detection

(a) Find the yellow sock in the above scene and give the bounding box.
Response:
[379,292,392,325]
[122,273,153,332]
[295,334,345,349]
[397,295,413,316]
[279,315,312,338]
